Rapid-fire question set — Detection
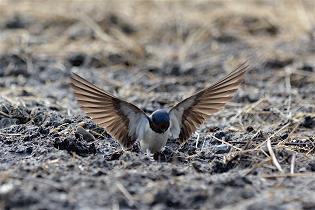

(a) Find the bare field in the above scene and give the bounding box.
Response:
[0,1,315,210]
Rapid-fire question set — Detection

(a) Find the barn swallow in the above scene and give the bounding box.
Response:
[71,62,248,154]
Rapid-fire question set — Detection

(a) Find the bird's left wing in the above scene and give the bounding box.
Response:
[71,73,148,149]
[168,62,248,143]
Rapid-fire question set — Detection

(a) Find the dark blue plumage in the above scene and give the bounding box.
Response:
[149,109,170,133]
[152,109,170,124]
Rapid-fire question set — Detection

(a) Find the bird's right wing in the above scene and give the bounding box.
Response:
[71,73,148,149]
[169,62,248,143]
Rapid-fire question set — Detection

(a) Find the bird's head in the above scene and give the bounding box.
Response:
[150,109,170,133]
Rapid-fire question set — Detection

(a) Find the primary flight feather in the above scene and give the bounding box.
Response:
[71,61,248,153]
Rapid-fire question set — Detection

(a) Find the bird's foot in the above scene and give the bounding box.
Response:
[144,149,155,161]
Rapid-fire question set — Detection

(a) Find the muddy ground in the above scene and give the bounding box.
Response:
[0,1,315,210]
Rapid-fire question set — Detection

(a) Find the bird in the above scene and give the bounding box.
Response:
[70,61,248,154]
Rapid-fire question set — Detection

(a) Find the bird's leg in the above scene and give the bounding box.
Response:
[153,152,162,162]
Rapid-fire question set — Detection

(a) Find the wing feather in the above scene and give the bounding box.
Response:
[169,61,248,143]
[71,73,148,148]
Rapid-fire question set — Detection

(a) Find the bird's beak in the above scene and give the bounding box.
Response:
[163,124,170,132]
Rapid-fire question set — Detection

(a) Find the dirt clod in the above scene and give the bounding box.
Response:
[53,137,97,157]
[300,116,315,129]
[75,126,96,142]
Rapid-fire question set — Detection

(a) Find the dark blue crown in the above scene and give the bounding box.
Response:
[152,110,170,124]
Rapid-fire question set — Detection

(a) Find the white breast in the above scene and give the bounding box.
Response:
[138,122,169,153]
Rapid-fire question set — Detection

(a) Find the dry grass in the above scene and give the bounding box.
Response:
[0,0,314,56]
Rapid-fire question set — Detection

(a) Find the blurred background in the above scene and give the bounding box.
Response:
[0,0,314,110]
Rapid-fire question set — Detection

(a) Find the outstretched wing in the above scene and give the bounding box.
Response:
[71,73,148,149]
[169,61,248,143]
